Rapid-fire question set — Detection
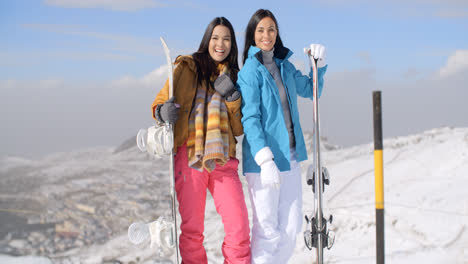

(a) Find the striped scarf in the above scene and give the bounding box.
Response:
[187,63,230,172]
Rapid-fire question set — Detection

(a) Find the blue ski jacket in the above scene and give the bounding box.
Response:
[238,45,327,174]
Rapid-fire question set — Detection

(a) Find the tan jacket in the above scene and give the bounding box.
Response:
[151,55,243,157]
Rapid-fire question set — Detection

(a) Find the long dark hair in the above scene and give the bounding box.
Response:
[243,9,284,64]
[192,17,239,86]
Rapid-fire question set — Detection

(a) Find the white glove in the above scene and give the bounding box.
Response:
[304,44,327,68]
[255,147,281,190]
[260,160,281,190]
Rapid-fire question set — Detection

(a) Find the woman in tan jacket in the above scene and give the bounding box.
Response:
[151,17,250,264]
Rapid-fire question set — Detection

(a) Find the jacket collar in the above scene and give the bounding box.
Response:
[248,45,292,64]
[175,55,198,72]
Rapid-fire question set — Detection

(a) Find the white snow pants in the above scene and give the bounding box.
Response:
[245,151,302,264]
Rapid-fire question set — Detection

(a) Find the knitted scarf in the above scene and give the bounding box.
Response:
[187,63,230,172]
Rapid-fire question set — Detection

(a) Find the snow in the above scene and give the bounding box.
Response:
[1,126,468,263]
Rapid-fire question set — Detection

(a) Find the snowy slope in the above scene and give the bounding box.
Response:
[1,127,467,263]
[291,127,468,263]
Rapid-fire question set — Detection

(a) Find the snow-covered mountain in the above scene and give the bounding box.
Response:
[1,127,467,263]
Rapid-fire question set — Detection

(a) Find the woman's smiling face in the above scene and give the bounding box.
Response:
[254,17,277,51]
[208,25,232,62]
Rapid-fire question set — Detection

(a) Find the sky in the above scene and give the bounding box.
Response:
[1,0,467,158]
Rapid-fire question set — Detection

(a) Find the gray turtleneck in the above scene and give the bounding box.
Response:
[262,49,295,148]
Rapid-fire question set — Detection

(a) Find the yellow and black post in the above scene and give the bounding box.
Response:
[373,91,385,264]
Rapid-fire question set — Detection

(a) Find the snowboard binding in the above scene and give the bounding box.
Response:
[306,166,330,192]
[128,217,176,253]
[304,214,335,250]
[304,165,335,251]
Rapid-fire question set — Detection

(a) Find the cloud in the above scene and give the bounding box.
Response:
[290,59,308,74]
[0,79,66,90]
[295,46,468,148]
[298,67,377,146]
[402,67,425,80]
[355,51,372,64]
[316,0,468,18]
[394,0,468,18]
[2,59,468,157]
[44,0,166,11]
[438,50,468,78]
[111,64,168,89]
[0,65,168,93]
[0,65,170,157]
[22,23,194,59]
[22,24,163,57]
[416,0,468,7]
[435,9,468,18]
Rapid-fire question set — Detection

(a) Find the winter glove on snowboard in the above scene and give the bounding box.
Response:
[214,74,240,102]
[255,147,281,190]
[156,97,180,124]
[305,44,327,68]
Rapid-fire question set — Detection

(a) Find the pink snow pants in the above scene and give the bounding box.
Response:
[174,144,251,264]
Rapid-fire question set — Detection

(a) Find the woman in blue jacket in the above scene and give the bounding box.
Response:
[237,9,327,264]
